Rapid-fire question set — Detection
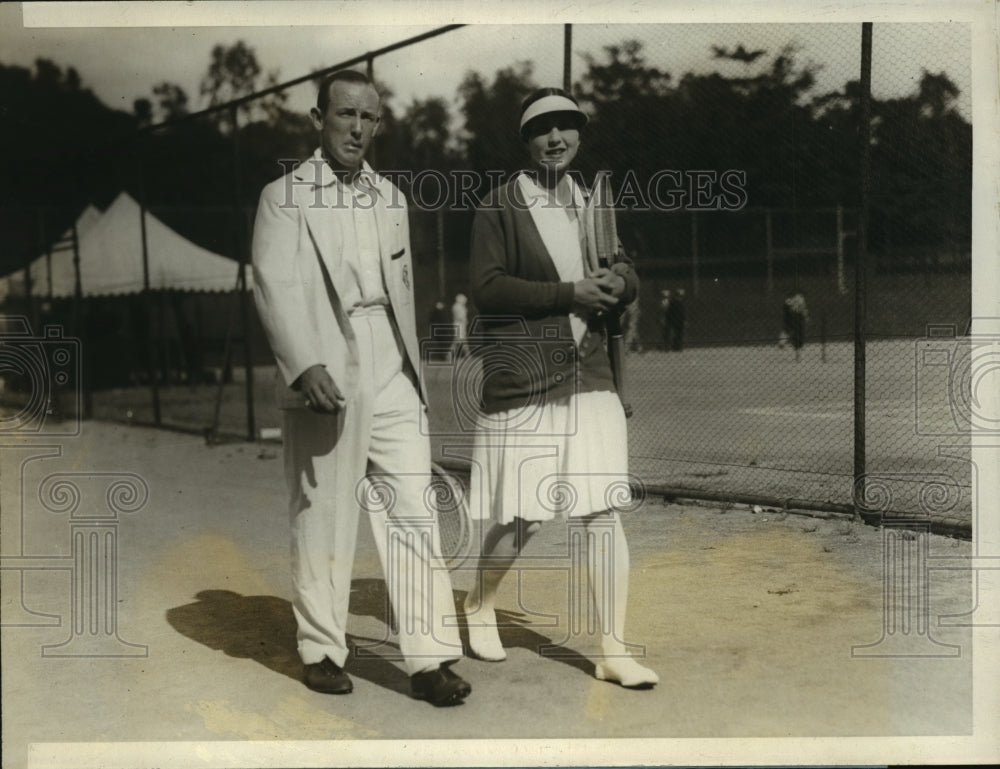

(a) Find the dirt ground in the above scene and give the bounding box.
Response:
[1,420,995,768]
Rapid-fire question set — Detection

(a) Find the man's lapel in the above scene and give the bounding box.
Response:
[370,176,397,288]
[295,152,348,279]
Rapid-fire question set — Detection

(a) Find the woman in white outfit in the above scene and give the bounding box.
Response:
[463,87,658,689]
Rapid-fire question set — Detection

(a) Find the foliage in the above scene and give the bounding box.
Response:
[0,37,972,281]
[199,41,286,132]
[0,59,137,273]
[457,61,537,182]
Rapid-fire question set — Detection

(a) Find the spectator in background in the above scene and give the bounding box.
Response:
[451,293,469,357]
[781,292,808,355]
[667,288,686,351]
[622,296,643,353]
[779,296,792,349]
[789,292,808,351]
[428,299,451,339]
[658,289,671,351]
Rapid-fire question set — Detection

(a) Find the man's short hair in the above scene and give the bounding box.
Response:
[316,69,376,114]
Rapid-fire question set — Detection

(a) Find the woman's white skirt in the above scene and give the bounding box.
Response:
[470,390,632,524]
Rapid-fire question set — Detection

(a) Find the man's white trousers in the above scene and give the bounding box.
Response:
[282,306,461,675]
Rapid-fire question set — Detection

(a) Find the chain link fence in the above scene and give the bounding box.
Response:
[0,22,973,534]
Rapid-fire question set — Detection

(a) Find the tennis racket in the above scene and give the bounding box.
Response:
[589,174,633,418]
[430,461,472,570]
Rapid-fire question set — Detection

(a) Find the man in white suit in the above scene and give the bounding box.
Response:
[251,69,470,706]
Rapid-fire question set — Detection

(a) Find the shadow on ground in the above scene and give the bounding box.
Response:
[166,578,593,692]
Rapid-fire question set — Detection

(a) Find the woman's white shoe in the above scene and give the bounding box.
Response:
[594,658,659,689]
[463,598,507,661]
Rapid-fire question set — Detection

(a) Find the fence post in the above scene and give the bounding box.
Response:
[42,214,53,301]
[563,24,572,92]
[820,310,827,363]
[230,104,257,442]
[691,212,699,296]
[31,206,46,333]
[70,216,92,420]
[853,22,873,524]
[136,147,161,426]
[22,254,34,327]
[436,208,446,300]
[764,207,773,295]
[836,203,846,294]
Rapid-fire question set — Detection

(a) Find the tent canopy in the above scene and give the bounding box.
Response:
[2,192,250,298]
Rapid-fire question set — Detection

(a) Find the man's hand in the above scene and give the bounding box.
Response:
[296,365,346,414]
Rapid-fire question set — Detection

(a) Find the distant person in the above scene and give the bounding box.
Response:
[658,289,671,351]
[779,297,791,349]
[623,296,643,353]
[667,288,686,351]
[451,292,468,357]
[426,299,453,364]
[781,292,808,354]
[428,299,451,338]
[789,292,808,350]
[250,69,470,706]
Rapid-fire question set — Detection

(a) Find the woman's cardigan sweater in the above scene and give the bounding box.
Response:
[469,176,638,415]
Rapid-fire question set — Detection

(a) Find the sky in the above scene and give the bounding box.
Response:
[0,3,973,124]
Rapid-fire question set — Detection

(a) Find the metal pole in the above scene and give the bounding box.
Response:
[36,207,51,300]
[836,203,846,294]
[436,208,446,300]
[138,26,464,138]
[854,22,873,524]
[563,25,572,92]
[70,217,92,419]
[691,212,699,296]
[24,212,37,329]
[71,219,81,331]
[137,147,162,425]
[765,208,774,294]
[820,311,827,363]
[365,55,376,168]
[230,105,257,441]
[23,255,33,322]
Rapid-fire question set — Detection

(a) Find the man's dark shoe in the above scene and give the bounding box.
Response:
[410,664,471,706]
[303,657,353,694]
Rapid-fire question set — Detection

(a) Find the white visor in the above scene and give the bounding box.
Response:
[519,94,588,132]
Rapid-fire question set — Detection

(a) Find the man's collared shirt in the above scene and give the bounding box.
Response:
[303,148,389,313]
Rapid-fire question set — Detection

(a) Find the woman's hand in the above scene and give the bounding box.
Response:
[572,275,621,317]
[590,267,627,299]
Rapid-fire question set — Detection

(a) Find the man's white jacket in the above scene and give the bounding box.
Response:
[251,153,424,410]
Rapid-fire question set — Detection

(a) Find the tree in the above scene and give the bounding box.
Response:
[457,61,537,182]
[0,60,137,277]
[402,97,454,170]
[133,98,153,128]
[198,41,285,132]
[152,82,190,122]
[868,70,971,261]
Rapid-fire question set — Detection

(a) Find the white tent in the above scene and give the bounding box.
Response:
[1,192,250,299]
[0,205,101,303]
